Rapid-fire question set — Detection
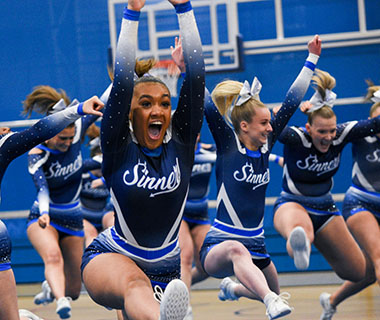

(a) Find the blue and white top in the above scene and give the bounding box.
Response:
[27,112,100,214]
[100,3,204,255]
[280,119,380,197]
[0,105,86,268]
[184,142,216,217]
[80,155,110,211]
[204,55,318,237]
[349,135,380,196]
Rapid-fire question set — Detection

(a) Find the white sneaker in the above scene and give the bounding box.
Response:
[157,279,189,320]
[34,280,54,305]
[289,226,310,270]
[183,305,193,320]
[19,309,44,320]
[265,292,292,320]
[56,297,72,319]
[218,277,238,301]
[320,292,336,320]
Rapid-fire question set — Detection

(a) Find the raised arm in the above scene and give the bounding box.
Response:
[170,0,205,145]
[0,97,103,164]
[269,35,321,148]
[204,88,234,152]
[100,1,142,154]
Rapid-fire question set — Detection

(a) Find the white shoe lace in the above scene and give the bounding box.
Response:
[154,285,164,304]
[266,292,293,319]
[278,292,291,304]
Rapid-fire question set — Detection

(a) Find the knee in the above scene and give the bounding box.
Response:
[123,277,151,299]
[337,265,365,282]
[224,240,248,259]
[44,250,63,265]
[180,248,194,267]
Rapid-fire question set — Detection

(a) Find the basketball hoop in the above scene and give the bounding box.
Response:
[150,60,181,98]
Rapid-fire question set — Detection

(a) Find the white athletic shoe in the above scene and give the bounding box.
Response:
[183,305,193,320]
[289,226,311,270]
[265,292,292,320]
[34,280,54,305]
[320,292,336,320]
[218,277,238,301]
[157,279,189,320]
[19,309,44,320]
[56,297,72,319]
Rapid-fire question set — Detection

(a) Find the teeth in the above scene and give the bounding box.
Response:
[151,121,162,125]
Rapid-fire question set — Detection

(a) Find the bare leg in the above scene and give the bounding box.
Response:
[179,221,194,290]
[102,211,115,229]
[327,211,380,308]
[346,211,380,284]
[190,223,210,285]
[60,235,84,300]
[27,223,66,300]
[82,253,160,320]
[203,240,272,300]
[330,255,376,308]
[273,202,314,258]
[0,269,20,320]
[315,215,366,282]
[83,220,99,248]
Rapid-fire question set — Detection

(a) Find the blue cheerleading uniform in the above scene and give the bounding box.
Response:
[81,2,205,290]
[274,118,380,232]
[200,54,318,271]
[0,104,88,270]
[81,156,112,230]
[342,135,380,223]
[183,142,216,229]
[27,111,102,237]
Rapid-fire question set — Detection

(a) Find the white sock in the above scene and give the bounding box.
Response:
[263,292,277,307]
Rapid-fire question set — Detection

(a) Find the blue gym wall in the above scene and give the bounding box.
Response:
[1,0,380,283]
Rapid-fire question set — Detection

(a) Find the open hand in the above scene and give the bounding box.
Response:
[171,36,185,73]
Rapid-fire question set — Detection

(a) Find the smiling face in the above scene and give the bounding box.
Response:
[130,81,172,150]
[306,115,337,153]
[46,126,76,152]
[239,106,272,150]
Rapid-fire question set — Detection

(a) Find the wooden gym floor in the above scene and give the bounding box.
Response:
[17,280,380,320]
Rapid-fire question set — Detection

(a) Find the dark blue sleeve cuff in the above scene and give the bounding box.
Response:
[304,61,316,71]
[123,8,140,21]
[77,103,85,115]
[174,2,192,14]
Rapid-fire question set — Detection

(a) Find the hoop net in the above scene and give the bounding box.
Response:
[150,60,181,97]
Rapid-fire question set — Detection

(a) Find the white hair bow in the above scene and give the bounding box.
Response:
[50,98,67,114]
[371,89,380,103]
[236,77,262,107]
[67,98,80,108]
[308,89,337,113]
[48,98,80,115]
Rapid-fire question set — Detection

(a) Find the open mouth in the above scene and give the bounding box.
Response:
[320,140,331,147]
[148,121,163,140]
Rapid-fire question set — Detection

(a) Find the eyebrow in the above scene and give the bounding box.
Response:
[138,93,170,100]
